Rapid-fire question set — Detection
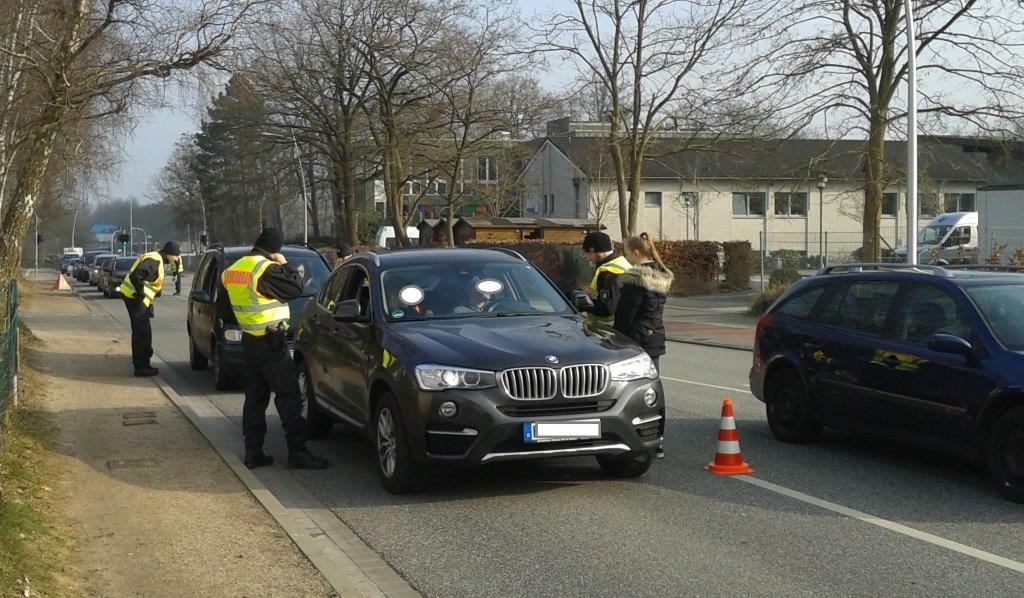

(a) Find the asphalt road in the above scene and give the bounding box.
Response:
[75,275,1024,597]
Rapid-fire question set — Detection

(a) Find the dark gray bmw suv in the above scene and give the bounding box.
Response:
[292,248,665,493]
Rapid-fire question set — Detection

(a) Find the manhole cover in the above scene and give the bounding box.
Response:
[106,458,159,470]
[122,411,156,419]
[122,419,158,426]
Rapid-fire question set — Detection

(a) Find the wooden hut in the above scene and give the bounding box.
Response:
[536,218,603,242]
[452,217,540,245]
[416,219,439,246]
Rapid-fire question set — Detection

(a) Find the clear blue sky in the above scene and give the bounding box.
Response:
[109,0,557,205]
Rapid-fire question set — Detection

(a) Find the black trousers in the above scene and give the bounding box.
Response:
[174,273,181,294]
[240,332,308,453]
[123,298,153,371]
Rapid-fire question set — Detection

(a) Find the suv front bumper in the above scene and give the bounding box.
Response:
[402,379,665,468]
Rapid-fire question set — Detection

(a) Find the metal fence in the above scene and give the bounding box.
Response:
[0,280,19,435]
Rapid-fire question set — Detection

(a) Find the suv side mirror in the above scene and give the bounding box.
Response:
[927,333,973,357]
[190,289,213,304]
[571,290,594,311]
[333,299,362,320]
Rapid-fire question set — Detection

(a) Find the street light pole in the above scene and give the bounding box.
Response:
[905,0,919,265]
[818,175,827,267]
[71,206,79,247]
[292,136,309,244]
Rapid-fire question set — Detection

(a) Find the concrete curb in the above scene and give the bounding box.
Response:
[666,336,753,353]
[68,282,419,598]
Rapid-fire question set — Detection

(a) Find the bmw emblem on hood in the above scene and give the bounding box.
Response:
[545,355,559,364]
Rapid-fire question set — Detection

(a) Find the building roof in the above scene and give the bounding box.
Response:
[535,218,601,229]
[543,135,1024,185]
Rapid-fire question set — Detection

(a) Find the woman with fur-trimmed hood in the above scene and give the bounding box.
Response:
[614,233,674,369]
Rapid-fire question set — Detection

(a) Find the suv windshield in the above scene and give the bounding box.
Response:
[918,224,951,245]
[381,260,572,320]
[966,284,1024,350]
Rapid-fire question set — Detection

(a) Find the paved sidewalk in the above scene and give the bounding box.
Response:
[19,280,334,596]
[663,292,756,351]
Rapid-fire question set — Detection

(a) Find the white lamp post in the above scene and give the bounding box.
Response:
[905,0,919,265]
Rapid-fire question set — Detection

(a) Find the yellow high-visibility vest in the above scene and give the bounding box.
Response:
[587,255,631,323]
[221,255,291,337]
[119,251,164,307]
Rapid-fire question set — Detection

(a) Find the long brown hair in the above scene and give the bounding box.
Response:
[624,233,668,271]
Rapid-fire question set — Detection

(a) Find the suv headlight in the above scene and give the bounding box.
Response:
[609,353,658,381]
[415,365,497,391]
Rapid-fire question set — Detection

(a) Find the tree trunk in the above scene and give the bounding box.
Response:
[862,117,887,261]
[341,150,358,245]
[307,150,320,239]
[0,123,60,282]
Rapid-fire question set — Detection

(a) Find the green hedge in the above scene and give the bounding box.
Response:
[722,241,752,290]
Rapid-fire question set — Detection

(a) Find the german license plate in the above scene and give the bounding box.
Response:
[523,420,601,443]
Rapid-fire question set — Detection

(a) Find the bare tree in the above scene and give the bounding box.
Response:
[776,0,1024,259]
[151,135,205,251]
[354,0,463,248]
[534,0,782,239]
[0,0,262,282]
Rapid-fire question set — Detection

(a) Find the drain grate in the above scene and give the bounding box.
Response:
[121,411,157,426]
[106,458,159,470]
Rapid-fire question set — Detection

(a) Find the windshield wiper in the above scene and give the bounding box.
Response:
[492,310,544,317]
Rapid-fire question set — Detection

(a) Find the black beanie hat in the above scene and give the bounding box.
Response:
[160,241,181,256]
[582,231,613,253]
[337,241,352,257]
[254,227,284,253]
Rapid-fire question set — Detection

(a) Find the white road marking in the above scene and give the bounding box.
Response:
[661,376,752,395]
[735,475,1024,575]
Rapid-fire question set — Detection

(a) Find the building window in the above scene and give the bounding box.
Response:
[477,157,497,182]
[774,192,807,216]
[732,192,766,216]
[919,193,940,216]
[644,191,663,207]
[944,192,975,213]
[435,180,448,196]
[882,192,899,217]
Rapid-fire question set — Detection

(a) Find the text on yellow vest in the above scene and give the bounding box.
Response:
[221,255,291,337]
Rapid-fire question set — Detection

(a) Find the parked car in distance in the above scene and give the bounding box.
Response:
[187,244,332,390]
[99,256,138,298]
[750,263,1024,502]
[374,226,420,249]
[89,253,117,286]
[74,250,107,282]
[292,248,665,494]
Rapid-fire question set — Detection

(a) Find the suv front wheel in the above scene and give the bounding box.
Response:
[374,392,422,494]
[987,407,1024,503]
[766,368,822,443]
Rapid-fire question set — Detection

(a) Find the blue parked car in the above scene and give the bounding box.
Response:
[750,264,1024,502]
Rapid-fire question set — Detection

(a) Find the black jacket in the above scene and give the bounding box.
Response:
[613,261,674,357]
[251,249,304,302]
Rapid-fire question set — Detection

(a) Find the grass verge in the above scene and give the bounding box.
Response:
[0,333,75,597]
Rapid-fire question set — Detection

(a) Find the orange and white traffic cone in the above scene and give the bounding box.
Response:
[705,397,753,475]
[51,273,72,291]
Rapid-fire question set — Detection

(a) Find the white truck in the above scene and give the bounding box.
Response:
[894,211,978,265]
[978,187,1024,263]
[374,226,420,249]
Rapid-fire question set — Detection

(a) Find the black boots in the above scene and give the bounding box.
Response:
[244,449,275,469]
[288,448,329,470]
[134,366,159,377]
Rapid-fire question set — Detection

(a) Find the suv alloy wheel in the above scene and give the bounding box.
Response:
[374,392,421,494]
[299,365,332,439]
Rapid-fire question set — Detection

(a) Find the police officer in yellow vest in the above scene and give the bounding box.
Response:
[120,242,181,376]
[222,227,328,470]
[581,231,631,323]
